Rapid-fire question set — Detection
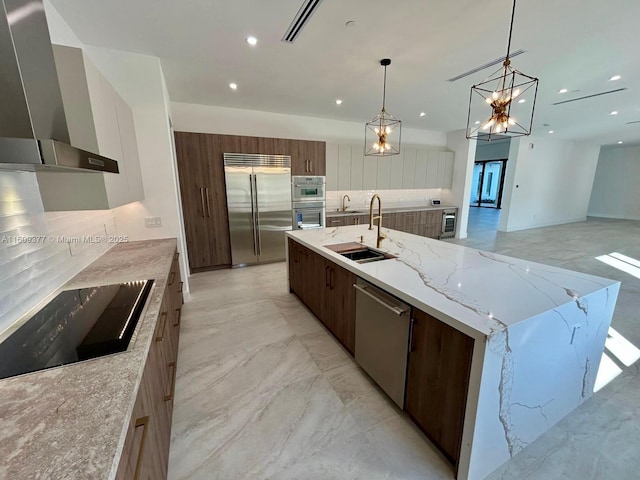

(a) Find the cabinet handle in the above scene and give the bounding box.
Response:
[329,268,335,289]
[409,317,416,352]
[164,362,177,402]
[168,271,175,286]
[174,251,179,261]
[309,160,313,172]
[199,187,206,218]
[325,266,330,287]
[173,308,182,327]
[330,219,341,224]
[178,281,183,293]
[155,312,168,342]
[205,187,212,218]
[132,416,149,480]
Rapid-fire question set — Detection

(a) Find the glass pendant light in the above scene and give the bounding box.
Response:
[365,59,402,156]
[466,0,539,141]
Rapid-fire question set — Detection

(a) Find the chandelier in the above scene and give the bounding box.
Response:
[365,59,402,156]
[466,0,539,141]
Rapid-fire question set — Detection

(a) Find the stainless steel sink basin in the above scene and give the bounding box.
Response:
[339,247,394,264]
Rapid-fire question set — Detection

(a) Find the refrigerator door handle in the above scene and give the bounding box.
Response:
[253,174,261,256]
[249,174,258,257]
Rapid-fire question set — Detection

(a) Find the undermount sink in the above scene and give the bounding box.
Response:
[338,247,395,263]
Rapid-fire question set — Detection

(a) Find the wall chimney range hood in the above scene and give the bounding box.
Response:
[0,0,118,173]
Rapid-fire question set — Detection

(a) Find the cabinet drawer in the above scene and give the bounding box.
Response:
[327,216,345,227]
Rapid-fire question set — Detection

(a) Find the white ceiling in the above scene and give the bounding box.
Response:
[50,0,640,146]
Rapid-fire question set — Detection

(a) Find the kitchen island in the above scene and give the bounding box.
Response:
[286,225,620,480]
[0,239,182,479]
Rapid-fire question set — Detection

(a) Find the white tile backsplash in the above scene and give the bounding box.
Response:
[326,188,445,212]
[0,171,117,334]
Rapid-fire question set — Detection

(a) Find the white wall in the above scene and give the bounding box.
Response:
[499,136,600,232]
[588,145,640,220]
[0,171,116,334]
[445,130,476,238]
[171,102,447,146]
[45,1,190,295]
[84,47,190,297]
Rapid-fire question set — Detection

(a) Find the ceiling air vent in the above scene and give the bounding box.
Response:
[552,88,627,106]
[447,49,526,82]
[282,0,324,43]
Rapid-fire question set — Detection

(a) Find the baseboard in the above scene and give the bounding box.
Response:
[502,216,587,232]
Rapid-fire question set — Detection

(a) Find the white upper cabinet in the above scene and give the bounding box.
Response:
[325,143,339,191]
[44,45,144,211]
[337,144,352,190]
[402,148,417,189]
[326,142,455,192]
[376,156,391,189]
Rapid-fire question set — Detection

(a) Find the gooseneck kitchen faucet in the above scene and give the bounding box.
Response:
[369,194,386,248]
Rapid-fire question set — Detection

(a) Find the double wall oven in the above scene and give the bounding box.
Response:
[291,176,325,230]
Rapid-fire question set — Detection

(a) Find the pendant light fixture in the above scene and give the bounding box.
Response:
[466,0,539,141]
[365,59,402,156]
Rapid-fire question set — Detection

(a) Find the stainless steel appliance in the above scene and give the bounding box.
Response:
[441,209,457,239]
[354,278,410,408]
[0,0,119,173]
[0,280,154,380]
[293,201,326,230]
[292,175,325,202]
[224,153,292,266]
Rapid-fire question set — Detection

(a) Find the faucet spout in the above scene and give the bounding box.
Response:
[368,194,385,248]
[341,194,351,212]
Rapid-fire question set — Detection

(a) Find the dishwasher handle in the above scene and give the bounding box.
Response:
[353,283,408,316]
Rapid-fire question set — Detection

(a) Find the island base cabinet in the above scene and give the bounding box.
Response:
[288,239,356,354]
[405,308,474,468]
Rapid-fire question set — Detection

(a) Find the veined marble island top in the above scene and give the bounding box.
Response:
[287,225,620,480]
[287,225,618,338]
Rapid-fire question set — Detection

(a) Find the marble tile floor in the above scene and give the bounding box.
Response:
[169,216,640,480]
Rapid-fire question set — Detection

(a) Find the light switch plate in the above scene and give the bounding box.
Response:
[145,216,162,228]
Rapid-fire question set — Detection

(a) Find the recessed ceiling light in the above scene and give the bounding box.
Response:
[419,112,426,117]
[617,141,623,144]
[229,83,238,90]
[518,99,526,104]
[609,111,618,115]
[335,99,343,105]
[246,36,258,46]
[474,120,480,125]
[558,88,568,94]
[548,130,554,134]
[609,75,621,81]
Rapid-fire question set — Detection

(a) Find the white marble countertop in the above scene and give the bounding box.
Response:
[326,204,457,216]
[287,226,618,338]
[0,239,177,480]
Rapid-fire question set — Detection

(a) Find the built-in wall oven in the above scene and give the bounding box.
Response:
[292,176,326,230]
[292,176,325,202]
[293,201,326,230]
[441,209,457,239]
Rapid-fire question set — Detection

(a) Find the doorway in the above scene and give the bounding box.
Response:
[470,160,507,208]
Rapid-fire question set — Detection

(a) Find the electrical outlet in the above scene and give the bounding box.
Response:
[145,216,162,228]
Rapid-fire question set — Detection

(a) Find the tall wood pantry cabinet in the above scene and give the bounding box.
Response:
[174,132,326,272]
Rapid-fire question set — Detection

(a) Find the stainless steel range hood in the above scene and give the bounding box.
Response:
[0,0,118,173]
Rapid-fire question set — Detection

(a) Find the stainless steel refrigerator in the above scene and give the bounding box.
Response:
[223,153,292,266]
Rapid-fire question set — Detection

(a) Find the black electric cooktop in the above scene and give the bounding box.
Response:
[0,279,154,380]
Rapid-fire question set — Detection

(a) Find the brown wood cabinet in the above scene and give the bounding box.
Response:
[175,132,326,272]
[405,308,474,468]
[115,250,183,480]
[288,239,356,354]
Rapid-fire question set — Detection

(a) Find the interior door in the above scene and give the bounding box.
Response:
[254,167,292,263]
[225,166,257,266]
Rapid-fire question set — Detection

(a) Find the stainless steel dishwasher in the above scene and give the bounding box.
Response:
[353,278,411,408]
